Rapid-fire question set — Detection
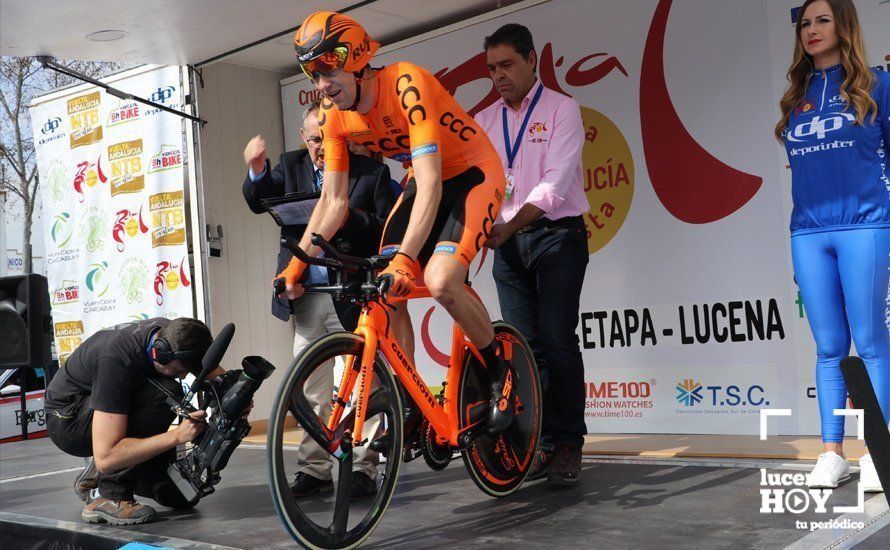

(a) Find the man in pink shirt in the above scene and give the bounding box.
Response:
[475,23,590,486]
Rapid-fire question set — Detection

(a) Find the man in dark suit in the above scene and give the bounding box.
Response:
[242,98,395,499]
[242,100,395,327]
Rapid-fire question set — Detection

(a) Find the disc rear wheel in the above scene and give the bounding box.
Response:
[459,321,541,496]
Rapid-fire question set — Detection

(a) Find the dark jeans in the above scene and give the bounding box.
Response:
[493,215,589,449]
[46,377,194,507]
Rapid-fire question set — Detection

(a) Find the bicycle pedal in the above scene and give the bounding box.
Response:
[369,432,390,453]
[403,446,423,462]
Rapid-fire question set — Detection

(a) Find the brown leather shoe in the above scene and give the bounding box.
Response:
[547,443,582,486]
[73,457,98,503]
[526,448,554,481]
[81,490,157,526]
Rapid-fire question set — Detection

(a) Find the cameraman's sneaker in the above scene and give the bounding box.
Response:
[290,472,333,498]
[859,454,884,493]
[81,489,157,525]
[73,457,98,503]
[807,451,850,488]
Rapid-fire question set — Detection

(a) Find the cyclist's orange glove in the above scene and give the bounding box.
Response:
[274,256,308,294]
[380,252,419,297]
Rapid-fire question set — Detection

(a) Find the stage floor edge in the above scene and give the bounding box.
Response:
[2,438,889,549]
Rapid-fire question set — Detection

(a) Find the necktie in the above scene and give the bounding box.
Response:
[315,170,323,191]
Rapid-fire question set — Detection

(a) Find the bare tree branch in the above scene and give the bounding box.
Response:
[2,55,128,273]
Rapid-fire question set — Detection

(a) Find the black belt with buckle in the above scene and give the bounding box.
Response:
[515,215,583,234]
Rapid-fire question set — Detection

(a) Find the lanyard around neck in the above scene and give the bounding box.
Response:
[502,83,544,170]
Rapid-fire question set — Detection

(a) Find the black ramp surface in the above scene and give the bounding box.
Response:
[1,439,888,549]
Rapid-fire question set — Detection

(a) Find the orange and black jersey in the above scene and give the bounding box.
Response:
[319,62,502,180]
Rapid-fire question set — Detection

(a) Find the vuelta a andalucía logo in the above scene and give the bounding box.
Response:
[72,156,107,203]
[112,206,149,252]
[67,91,102,149]
[154,258,191,306]
[54,320,84,366]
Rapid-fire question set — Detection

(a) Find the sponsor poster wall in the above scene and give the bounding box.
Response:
[281,0,889,436]
[30,66,194,365]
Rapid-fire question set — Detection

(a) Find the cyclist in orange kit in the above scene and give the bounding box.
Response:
[276,11,515,433]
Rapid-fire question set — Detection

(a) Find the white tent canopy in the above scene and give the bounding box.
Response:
[0,0,520,73]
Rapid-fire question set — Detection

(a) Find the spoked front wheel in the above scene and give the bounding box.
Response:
[268,332,404,549]
[459,321,542,497]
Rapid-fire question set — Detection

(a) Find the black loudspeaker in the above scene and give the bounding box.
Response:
[0,274,52,370]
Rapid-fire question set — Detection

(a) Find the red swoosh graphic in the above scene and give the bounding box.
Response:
[641,0,762,224]
[474,247,488,277]
[421,306,450,367]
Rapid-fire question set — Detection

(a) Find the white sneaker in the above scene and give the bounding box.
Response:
[859,454,884,493]
[807,451,850,488]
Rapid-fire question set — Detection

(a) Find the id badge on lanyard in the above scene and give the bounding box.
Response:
[505,170,515,199]
[502,83,543,203]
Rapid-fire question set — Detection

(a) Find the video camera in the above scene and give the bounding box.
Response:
[149,323,275,502]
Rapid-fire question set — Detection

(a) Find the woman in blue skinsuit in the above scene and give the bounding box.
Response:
[776,0,890,492]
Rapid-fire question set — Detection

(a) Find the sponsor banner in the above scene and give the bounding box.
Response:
[108,139,145,196]
[149,191,186,247]
[585,376,657,424]
[106,100,141,128]
[53,320,85,366]
[31,66,194,359]
[148,145,183,174]
[281,0,887,436]
[67,91,102,148]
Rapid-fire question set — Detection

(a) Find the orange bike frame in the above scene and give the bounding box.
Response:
[326,285,486,447]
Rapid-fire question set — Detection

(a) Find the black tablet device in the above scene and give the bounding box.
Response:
[260,191,321,227]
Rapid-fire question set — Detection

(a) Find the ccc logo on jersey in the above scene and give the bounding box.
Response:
[359,135,411,154]
[396,74,426,126]
[786,113,855,143]
[474,201,498,252]
[439,112,477,142]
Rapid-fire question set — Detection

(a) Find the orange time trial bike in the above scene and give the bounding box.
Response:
[267,234,541,549]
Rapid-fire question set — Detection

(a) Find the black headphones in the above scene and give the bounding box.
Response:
[149,330,209,365]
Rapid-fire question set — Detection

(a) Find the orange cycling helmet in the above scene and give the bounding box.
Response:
[295,11,380,80]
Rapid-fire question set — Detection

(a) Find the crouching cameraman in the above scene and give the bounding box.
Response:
[44,317,250,526]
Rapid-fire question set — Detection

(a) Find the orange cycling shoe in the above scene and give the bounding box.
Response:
[487,346,516,435]
[379,252,419,297]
